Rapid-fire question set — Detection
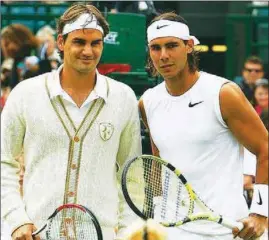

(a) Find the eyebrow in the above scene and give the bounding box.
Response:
[149,41,179,48]
[72,38,103,43]
[92,39,103,43]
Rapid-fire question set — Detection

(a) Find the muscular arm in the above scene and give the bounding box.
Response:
[220,82,268,184]
[138,98,159,157]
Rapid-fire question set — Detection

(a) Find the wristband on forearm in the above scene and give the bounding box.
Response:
[249,184,268,218]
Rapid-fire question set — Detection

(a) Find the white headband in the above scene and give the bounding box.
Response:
[147,20,199,45]
[62,13,104,35]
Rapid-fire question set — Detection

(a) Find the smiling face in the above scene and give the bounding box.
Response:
[148,37,193,80]
[254,85,268,109]
[57,29,103,75]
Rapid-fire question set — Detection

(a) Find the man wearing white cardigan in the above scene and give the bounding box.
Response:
[1,4,141,240]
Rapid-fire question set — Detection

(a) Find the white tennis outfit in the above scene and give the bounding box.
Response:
[243,147,257,177]
[142,72,249,239]
[1,66,142,240]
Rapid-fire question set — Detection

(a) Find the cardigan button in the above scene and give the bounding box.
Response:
[71,164,77,170]
[73,136,80,142]
[68,191,75,197]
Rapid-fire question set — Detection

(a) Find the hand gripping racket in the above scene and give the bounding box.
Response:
[121,155,244,231]
[32,203,103,240]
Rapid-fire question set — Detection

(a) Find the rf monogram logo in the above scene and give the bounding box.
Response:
[99,123,114,141]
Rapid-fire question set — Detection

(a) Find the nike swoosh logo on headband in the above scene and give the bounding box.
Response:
[156,25,169,29]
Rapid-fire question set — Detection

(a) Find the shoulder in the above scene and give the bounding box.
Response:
[7,72,49,100]
[219,81,250,121]
[200,71,231,86]
[220,81,246,102]
[196,72,232,100]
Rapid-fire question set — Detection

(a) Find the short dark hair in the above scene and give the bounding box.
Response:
[244,56,264,70]
[56,3,109,59]
[147,12,200,77]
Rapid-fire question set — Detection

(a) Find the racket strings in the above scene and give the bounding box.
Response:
[47,208,99,240]
[126,157,192,224]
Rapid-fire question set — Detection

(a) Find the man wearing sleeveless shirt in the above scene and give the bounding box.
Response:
[139,12,268,240]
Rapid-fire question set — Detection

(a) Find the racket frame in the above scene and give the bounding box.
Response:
[122,155,244,231]
[32,203,103,240]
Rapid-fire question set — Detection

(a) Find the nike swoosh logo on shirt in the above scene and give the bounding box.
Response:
[156,25,169,29]
[257,190,263,205]
[188,101,204,108]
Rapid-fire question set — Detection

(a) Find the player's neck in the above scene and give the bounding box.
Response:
[165,69,200,97]
[60,66,96,94]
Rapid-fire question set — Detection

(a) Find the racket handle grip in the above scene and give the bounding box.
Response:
[221,217,244,231]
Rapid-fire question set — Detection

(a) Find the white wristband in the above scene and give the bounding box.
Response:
[249,184,268,218]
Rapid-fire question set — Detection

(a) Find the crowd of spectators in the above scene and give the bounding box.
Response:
[0,24,61,111]
[237,56,268,125]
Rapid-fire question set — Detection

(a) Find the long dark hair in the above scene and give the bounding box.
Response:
[1,24,39,59]
[147,12,200,77]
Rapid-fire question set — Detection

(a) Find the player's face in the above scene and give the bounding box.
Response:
[242,63,264,84]
[149,37,192,80]
[57,29,103,74]
[254,86,268,109]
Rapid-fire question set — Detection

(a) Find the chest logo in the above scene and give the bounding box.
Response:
[188,101,204,108]
[99,122,114,141]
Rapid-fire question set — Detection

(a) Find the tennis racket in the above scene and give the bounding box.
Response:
[121,155,244,231]
[32,203,103,240]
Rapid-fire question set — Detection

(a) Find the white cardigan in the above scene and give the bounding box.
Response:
[1,70,142,239]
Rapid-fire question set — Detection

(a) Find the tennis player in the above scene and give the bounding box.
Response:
[1,4,141,240]
[139,12,268,239]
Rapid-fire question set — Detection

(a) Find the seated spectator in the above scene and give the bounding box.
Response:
[253,78,268,116]
[1,24,52,89]
[238,56,265,104]
[35,25,61,70]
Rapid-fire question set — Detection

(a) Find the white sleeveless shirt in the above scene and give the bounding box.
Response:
[142,72,249,235]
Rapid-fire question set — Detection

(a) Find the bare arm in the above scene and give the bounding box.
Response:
[138,98,159,157]
[220,82,268,184]
[220,82,268,239]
